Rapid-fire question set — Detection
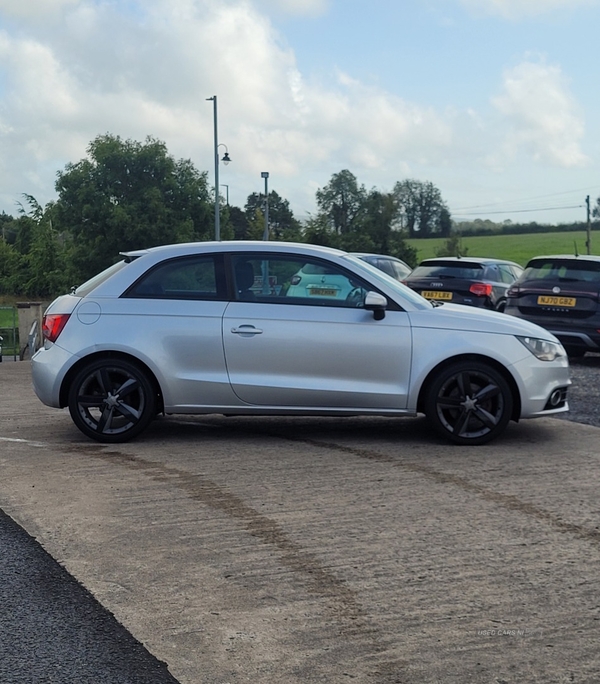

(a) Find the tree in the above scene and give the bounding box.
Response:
[392,179,449,238]
[54,134,213,281]
[0,239,21,294]
[244,191,302,241]
[3,195,72,296]
[0,211,15,243]
[315,170,367,235]
[228,206,251,240]
[435,235,468,258]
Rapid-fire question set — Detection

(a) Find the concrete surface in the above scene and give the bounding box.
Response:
[1,361,600,683]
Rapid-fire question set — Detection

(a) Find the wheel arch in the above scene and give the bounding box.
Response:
[59,351,164,412]
[416,353,521,422]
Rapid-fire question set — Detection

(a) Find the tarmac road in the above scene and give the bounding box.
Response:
[2,360,600,683]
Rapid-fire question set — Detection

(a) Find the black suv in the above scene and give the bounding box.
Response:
[505,254,600,357]
[403,257,523,311]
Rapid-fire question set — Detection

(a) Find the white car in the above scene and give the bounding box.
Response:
[32,241,570,445]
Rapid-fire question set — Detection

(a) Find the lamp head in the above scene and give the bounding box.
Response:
[222,151,231,165]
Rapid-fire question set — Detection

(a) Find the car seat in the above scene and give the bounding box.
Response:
[235,262,256,300]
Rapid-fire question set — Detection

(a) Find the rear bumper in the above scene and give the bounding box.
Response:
[31,343,77,408]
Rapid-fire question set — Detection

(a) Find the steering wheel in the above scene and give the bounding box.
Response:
[345,287,364,307]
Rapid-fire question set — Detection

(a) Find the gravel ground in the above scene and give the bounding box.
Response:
[556,352,600,428]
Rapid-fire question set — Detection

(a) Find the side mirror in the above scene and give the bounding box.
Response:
[364,291,388,320]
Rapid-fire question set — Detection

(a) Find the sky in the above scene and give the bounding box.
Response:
[0,0,599,226]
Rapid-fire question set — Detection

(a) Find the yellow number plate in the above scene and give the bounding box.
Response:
[537,295,576,307]
[422,291,453,300]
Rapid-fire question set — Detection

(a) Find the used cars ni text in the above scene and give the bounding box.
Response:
[403,257,523,311]
[32,242,569,446]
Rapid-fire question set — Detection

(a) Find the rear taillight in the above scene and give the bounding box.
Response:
[469,283,493,297]
[507,286,519,297]
[42,313,70,343]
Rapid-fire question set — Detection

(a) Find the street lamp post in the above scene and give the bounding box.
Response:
[221,184,229,205]
[261,171,269,241]
[206,95,231,241]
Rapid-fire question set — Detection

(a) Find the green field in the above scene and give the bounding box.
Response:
[0,305,18,357]
[0,306,17,328]
[407,230,598,266]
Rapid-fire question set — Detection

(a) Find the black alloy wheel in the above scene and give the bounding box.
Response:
[68,358,156,443]
[425,361,513,445]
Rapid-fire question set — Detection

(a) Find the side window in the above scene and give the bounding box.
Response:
[377,259,396,278]
[497,265,516,284]
[231,254,369,307]
[125,255,224,300]
[391,261,411,280]
[510,266,523,281]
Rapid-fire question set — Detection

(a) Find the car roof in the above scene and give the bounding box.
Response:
[122,240,349,260]
[525,254,600,263]
[350,252,407,262]
[418,257,521,266]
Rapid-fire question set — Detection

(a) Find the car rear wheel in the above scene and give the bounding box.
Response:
[424,361,513,445]
[68,358,156,443]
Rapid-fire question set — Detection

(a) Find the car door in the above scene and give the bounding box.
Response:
[222,253,412,409]
[121,253,232,409]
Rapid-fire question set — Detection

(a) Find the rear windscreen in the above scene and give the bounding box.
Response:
[411,263,484,279]
[523,259,600,283]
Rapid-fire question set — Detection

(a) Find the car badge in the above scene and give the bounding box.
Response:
[430,282,444,287]
[552,286,561,294]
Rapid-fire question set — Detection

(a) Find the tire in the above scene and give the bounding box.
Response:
[495,300,507,313]
[424,361,513,445]
[68,358,156,443]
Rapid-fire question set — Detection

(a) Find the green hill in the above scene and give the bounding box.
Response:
[407,230,597,266]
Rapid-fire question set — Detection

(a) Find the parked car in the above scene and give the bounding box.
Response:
[285,253,412,301]
[350,253,412,281]
[403,257,523,311]
[31,241,569,446]
[504,254,600,358]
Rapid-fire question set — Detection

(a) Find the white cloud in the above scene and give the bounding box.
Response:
[0,0,454,213]
[0,0,81,20]
[460,0,597,19]
[254,0,330,17]
[491,60,587,167]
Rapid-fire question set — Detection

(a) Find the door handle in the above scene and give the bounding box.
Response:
[231,325,263,335]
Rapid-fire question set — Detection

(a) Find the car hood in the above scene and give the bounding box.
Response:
[407,302,561,341]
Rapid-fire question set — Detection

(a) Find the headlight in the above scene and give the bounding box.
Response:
[516,336,565,362]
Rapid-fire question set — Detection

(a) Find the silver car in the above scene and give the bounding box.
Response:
[32,241,570,445]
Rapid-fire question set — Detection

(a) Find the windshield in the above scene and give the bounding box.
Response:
[342,254,432,310]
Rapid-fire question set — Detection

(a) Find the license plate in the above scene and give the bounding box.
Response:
[422,291,453,300]
[309,288,338,296]
[537,295,576,307]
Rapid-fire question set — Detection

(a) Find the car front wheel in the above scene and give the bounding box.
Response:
[424,361,513,445]
[68,358,156,443]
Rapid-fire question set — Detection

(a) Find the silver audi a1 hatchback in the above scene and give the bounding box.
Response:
[32,241,570,445]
